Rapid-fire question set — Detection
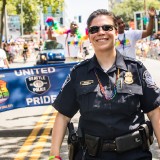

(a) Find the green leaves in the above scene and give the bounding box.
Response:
[112,0,160,23]
[3,0,64,34]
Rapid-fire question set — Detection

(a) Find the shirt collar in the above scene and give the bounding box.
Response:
[115,50,127,71]
[88,55,102,72]
[88,50,127,73]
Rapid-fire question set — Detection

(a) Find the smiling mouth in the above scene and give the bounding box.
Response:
[96,38,109,42]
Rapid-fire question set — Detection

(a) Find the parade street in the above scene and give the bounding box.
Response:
[0,57,160,160]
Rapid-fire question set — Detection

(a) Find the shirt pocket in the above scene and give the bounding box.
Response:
[115,84,143,116]
[76,84,99,113]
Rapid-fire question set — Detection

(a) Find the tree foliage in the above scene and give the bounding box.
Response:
[112,0,160,22]
[15,0,39,34]
[37,0,64,13]
[0,0,6,46]
[0,0,64,45]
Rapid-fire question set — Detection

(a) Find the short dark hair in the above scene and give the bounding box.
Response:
[86,9,117,29]
[115,15,123,21]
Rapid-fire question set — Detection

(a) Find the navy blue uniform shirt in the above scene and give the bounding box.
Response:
[53,51,160,139]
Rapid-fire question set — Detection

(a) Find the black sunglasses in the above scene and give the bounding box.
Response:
[88,25,115,34]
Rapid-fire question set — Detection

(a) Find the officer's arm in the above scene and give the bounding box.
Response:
[147,106,160,148]
[142,7,155,39]
[50,112,71,158]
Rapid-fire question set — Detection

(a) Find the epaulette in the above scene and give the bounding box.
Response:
[71,59,90,71]
[124,56,143,66]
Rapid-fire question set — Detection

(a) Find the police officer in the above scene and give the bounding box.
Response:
[49,9,160,160]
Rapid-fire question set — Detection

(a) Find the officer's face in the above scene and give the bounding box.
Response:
[88,15,117,52]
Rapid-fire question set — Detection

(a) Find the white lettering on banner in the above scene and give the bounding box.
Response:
[14,67,56,76]
[26,95,56,105]
[28,76,46,81]
[0,104,13,110]
[32,87,46,92]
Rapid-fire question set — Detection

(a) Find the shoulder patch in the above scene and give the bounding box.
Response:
[143,70,157,88]
[61,74,71,91]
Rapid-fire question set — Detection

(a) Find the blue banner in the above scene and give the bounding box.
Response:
[0,62,77,112]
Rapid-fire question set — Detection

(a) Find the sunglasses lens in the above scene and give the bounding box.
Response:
[102,25,114,31]
[89,26,99,34]
[89,25,114,34]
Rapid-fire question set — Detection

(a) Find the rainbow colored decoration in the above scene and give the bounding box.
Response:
[0,80,9,104]
[45,17,88,43]
[115,39,130,47]
[67,41,82,46]
[45,17,54,27]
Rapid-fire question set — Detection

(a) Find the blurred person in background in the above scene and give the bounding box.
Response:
[9,42,18,63]
[48,21,84,62]
[22,42,28,63]
[115,7,156,59]
[0,45,10,69]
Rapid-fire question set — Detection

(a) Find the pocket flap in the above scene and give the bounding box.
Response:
[117,84,143,95]
[77,84,98,96]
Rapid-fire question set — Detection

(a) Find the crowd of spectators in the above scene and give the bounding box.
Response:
[136,38,160,60]
[2,40,42,64]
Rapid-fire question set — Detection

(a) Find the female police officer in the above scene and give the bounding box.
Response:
[49,9,160,160]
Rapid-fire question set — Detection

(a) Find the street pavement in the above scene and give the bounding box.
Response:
[6,55,160,160]
[9,52,37,68]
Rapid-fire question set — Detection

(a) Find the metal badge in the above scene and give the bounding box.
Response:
[80,80,94,85]
[124,72,133,84]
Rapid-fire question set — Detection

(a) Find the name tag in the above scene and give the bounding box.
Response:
[80,80,94,86]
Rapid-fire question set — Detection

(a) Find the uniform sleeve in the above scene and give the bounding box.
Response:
[52,69,79,118]
[139,64,160,113]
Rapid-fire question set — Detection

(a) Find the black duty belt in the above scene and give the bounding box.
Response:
[102,140,117,152]
[84,122,153,156]
[84,130,147,156]
[102,130,143,152]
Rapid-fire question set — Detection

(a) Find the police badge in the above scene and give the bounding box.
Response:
[124,72,133,84]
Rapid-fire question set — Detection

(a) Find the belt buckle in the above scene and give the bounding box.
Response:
[103,140,117,151]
